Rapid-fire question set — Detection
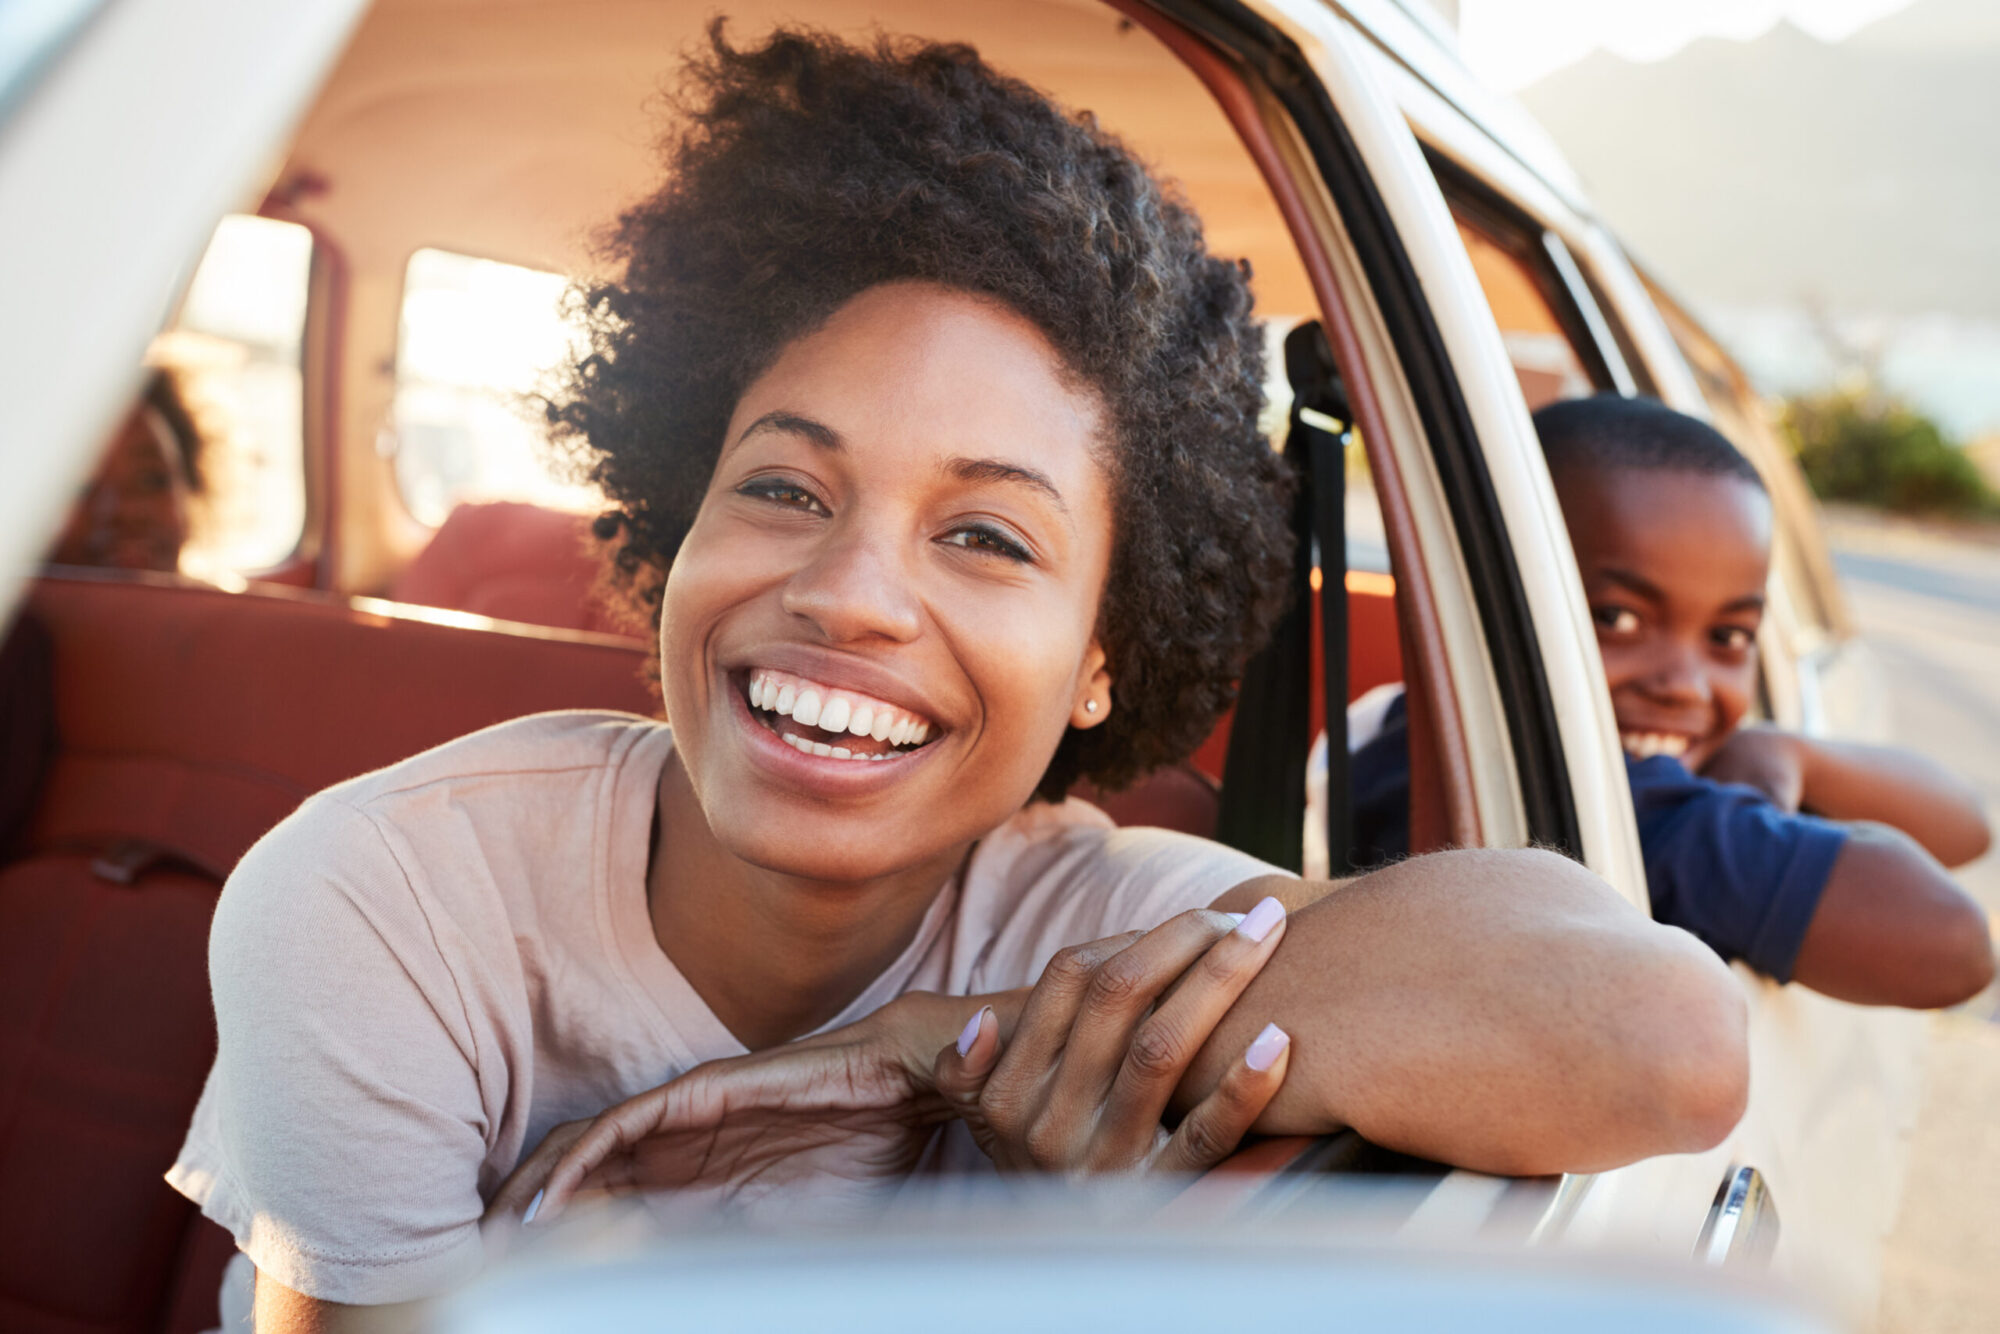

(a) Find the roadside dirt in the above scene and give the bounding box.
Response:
[1825,512,2000,1333]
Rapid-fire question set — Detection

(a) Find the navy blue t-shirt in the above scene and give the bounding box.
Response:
[1347,692,1849,982]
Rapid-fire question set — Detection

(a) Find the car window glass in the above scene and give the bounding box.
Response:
[1449,209,1598,410]
[167,213,314,579]
[390,247,598,527]
[1575,261,1658,398]
[1648,286,1840,640]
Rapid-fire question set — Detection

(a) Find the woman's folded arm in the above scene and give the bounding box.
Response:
[1191,848,1749,1176]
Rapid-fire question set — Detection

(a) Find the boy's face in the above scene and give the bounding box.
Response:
[1552,462,1773,771]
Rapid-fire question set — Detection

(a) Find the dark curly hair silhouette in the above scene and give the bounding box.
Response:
[545,22,1294,798]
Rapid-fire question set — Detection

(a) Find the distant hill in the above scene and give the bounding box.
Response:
[1517,0,2000,319]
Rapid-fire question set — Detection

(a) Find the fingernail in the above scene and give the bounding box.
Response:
[956,1006,990,1057]
[1223,912,1247,926]
[1245,1022,1290,1072]
[1235,895,1286,943]
[523,1188,544,1225]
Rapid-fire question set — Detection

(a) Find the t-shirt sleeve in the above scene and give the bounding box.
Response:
[166,796,493,1305]
[1630,757,1849,983]
[962,803,1290,992]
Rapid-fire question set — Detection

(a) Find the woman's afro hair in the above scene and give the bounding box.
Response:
[546,23,1295,799]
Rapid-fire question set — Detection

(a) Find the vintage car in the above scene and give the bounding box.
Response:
[0,0,1906,1330]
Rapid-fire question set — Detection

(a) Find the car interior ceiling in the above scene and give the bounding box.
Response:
[0,4,1446,1330]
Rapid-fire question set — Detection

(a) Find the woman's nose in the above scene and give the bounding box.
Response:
[779,525,923,644]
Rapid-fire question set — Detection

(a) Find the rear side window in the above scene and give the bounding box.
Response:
[1450,209,1597,410]
[168,213,314,578]
[390,247,598,527]
[1648,284,1843,640]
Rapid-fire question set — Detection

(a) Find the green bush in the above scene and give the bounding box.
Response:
[1780,388,2000,517]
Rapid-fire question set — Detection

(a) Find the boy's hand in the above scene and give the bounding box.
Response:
[1699,725,1807,812]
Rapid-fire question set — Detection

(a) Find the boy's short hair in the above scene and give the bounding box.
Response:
[1533,394,1765,492]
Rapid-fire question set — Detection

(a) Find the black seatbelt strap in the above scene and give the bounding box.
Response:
[1287,322,1353,876]
[1217,322,1352,874]
[1216,423,1313,870]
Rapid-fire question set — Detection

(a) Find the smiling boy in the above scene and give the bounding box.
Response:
[1354,395,1994,1007]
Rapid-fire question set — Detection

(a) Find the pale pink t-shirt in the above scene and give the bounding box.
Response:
[167,711,1280,1306]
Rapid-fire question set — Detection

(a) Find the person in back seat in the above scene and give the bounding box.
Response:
[169,29,1750,1330]
[1348,396,1993,1007]
[48,369,204,573]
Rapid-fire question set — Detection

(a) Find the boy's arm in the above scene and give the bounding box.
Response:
[1704,727,1992,867]
[1188,849,1749,1176]
[1789,822,1995,1008]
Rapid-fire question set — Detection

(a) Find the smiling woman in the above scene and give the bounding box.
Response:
[162,23,1752,1332]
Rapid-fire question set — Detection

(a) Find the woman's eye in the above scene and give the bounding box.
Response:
[1592,605,1640,636]
[737,477,827,515]
[941,524,1032,563]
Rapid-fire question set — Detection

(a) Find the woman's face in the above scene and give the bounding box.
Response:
[659,282,1116,883]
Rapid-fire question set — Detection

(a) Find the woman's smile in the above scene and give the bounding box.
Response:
[745,667,936,759]
[718,654,948,798]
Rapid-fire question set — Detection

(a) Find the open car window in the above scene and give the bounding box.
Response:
[391,247,598,526]
[162,214,315,580]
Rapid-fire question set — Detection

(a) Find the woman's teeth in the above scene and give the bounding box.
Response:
[746,670,934,761]
[1622,732,1690,760]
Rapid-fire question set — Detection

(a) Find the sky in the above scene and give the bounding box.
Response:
[1455,0,1917,90]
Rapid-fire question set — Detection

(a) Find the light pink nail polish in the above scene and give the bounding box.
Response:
[1235,895,1286,943]
[1245,1022,1290,1072]
[956,1006,989,1057]
[523,1188,544,1224]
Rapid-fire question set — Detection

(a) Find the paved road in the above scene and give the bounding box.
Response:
[1822,513,2000,1334]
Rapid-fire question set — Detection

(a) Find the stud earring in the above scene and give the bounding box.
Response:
[1084,699,1098,714]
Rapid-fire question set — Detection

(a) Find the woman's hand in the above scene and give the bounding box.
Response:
[932,900,1293,1175]
[489,900,1291,1225]
[485,992,990,1227]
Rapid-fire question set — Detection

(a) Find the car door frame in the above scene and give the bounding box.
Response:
[1342,15,1925,1314]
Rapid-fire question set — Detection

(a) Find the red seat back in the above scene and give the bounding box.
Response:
[390,501,631,637]
[2,572,654,1334]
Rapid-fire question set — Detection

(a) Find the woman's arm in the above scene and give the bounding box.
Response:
[1788,822,1995,1007]
[1704,727,1992,867]
[1184,848,1750,1176]
[253,1272,423,1334]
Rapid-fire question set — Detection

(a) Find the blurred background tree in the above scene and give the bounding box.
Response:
[1781,385,2000,517]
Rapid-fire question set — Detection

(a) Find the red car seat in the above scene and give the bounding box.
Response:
[0,571,654,1334]
[389,501,634,637]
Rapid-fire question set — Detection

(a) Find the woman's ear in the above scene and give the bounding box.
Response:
[1071,640,1112,730]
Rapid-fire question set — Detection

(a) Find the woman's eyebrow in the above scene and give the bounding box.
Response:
[736,410,843,451]
[944,456,1067,513]
[1721,593,1767,615]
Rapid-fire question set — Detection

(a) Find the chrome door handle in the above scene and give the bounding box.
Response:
[1696,1164,1780,1267]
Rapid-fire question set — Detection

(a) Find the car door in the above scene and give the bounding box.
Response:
[1327,14,1923,1318]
